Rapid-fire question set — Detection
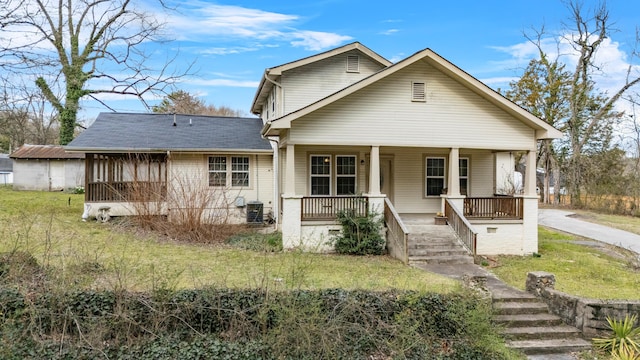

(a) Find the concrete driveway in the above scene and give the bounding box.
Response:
[538,209,640,255]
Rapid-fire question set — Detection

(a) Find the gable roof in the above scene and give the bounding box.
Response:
[262,47,563,140]
[65,113,272,153]
[10,144,85,159]
[250,41,391,115]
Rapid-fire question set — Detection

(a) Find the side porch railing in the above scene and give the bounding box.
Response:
[464,196,523,220]
[445,199,477,255]
[383,198,409,264]
[301,196,368,221]
[86,181,167,202]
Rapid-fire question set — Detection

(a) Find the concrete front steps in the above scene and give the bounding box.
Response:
[492,290,592,356]
[406,225,474,265]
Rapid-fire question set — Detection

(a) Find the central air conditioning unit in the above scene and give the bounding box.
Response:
[246,201,263,224]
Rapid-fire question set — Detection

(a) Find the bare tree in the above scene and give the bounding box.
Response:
[0,0,192,145]
[508,1,640,206]
[152,90,243,117]
[0,82,58,152]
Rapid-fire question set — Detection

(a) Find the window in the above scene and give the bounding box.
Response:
[336,155,356,195]
[209,156,227,186]
[425,157,446,196]
[424,157,470,196]
[459,157,469,195]
[208,156,250,187]
[346,55,359,73]
[412,81,426,102]
[310,154,357,196]
[310,155,331,195]
[231,157,250,187]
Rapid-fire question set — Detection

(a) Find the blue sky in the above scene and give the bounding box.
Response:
[81,0,640,121]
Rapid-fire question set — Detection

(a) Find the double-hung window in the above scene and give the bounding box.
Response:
[209,156,250,187]
[336,155,356,195]
[425,157,470,196]
[310,155,331,195]
[459,158,469,195]
[425,157,446,196]
[310,154,357,195]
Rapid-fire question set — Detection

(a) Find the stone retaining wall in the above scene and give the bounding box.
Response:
[526,271,640,338]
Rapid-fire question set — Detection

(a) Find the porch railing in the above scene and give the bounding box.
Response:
[301,196,368,221]
[384,198,409,264]
[445,199,477,255]
[86,181,167,202]
[464,196,523,220]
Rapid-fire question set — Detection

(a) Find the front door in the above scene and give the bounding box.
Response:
[379,156,394,203]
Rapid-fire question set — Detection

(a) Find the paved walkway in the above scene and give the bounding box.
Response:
[538,209,640,255]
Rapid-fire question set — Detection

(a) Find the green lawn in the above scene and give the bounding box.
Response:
[489,226,640,300]
[0,186,457,293]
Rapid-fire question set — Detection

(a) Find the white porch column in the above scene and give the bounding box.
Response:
[366,145,385,217]
[284,144,296,196]
[521,150,539,254]
[281,144,302,249]
[368,145,381,195]
[524,150,537,196]
[447,147,460,196]
[442,147,464,212]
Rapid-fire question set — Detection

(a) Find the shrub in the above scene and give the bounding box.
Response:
[593,314,640,357]
[332,210,385,255]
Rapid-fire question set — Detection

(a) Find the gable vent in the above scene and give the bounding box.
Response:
[412,81,426,102]
[346,55,359,73]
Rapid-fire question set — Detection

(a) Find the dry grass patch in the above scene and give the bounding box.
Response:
[0,187,457,293]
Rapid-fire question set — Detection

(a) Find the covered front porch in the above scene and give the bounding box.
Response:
[279,144,539,257]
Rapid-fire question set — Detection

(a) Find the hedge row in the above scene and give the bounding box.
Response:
[0,287,518,359]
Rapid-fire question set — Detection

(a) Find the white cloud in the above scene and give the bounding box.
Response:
[161,3,351,51]
[380,29,400,36]
[290,31,353,51]
[188,79,259,88]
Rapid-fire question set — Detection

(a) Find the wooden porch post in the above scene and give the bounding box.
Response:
[524,150,537,196]
[368,145,381,195]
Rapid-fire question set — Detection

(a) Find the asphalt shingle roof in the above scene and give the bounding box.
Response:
[66,113,272,152]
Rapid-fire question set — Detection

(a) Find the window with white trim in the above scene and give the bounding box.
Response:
[459,157,469,196]
[208,156,250,187]
[425,157,446,196]
[310,155,331,195]
[336,155,356,195]
[412,81,426,102]
[231,156,250,187]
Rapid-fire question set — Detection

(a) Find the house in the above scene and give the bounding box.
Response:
[252,42,562,256]
[0,154,12,185]
[64,113,274,223]
[10,144,85,191]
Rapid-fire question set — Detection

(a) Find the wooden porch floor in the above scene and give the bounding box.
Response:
[399,213,438,225]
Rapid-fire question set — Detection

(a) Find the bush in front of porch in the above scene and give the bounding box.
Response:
[332,209,385,255]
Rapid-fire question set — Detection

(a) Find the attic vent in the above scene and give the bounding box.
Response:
[346,55,359,73]
[412,81,426,102]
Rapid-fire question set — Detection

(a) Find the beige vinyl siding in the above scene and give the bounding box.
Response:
[169,153,274,215]
[467,151,494,197]
[282,50,387,115]
[289,62,536,151]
